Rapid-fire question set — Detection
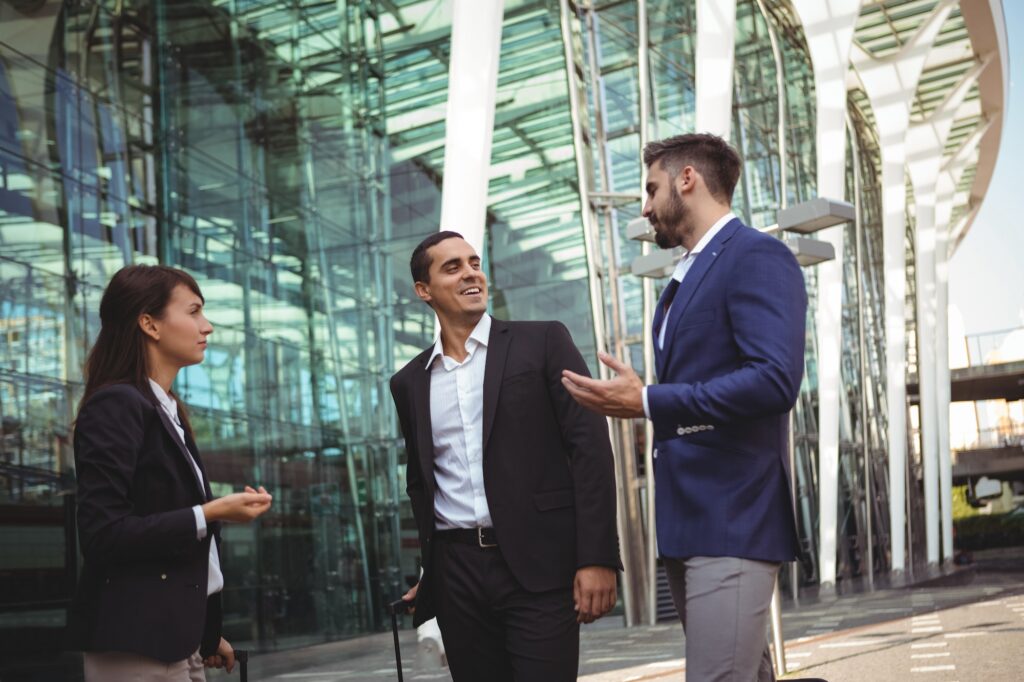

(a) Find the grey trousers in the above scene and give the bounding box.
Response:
[83,649,205,682]
[663,556,779,682]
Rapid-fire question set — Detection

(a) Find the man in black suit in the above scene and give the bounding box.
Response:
[389,231,620,681]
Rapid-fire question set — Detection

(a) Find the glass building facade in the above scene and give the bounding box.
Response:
[0,0,1002,676]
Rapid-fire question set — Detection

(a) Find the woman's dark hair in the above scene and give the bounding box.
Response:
[78,265,205,436]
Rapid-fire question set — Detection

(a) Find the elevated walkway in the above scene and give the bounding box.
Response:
[952,444,1024,484]
[907,359,1024,404]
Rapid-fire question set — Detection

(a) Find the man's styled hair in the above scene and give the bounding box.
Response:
[642,133,742,203]
[410,230,465,284]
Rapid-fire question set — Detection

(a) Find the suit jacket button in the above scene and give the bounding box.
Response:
[160,574,167,580]
[676,427,685,435]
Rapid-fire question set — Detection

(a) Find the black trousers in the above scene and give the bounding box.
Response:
[432,537,579,682]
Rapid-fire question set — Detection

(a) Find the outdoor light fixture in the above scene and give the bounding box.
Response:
[626,216,656,242]
[630,247,682,278]
[784,234,836,267]
[777,197,855,234]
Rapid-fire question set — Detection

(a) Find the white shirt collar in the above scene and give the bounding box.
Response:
[426,313,492,370]
[670,211,736,281]
[148,378,178,413]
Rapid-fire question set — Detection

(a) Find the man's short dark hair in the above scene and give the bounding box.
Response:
[410,230,465,284]
[642,133,742,203]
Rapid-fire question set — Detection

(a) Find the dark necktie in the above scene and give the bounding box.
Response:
[655,278,681,336]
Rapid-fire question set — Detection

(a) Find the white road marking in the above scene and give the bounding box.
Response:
[912,627,944,633]
[911,643,948,649]
[644,659,684,669]
[820,640,878,648]
[786,652,813,658]
[911,652,951,659]
[911,665,956,672]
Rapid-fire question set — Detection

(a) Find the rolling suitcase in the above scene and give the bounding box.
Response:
[386,599,414,681]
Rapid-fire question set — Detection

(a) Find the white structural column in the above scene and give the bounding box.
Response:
[934,118,992,559]
[438,0,505,252]
[695,0,737,137]
[789,0,861,589]
[906,57,989,564]
[850,0,954,573]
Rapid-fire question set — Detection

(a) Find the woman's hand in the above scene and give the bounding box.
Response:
[202,486,272,523]
[203,636,236,672]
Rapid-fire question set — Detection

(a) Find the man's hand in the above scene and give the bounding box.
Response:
[561,352,645,419]
[573,566,617,624]
[401,581,418,614]
[203,637,235,673]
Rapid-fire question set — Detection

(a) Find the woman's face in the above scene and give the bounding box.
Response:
[146,284,213,368]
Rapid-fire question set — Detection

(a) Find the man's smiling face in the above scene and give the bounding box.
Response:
[416,236,488,320]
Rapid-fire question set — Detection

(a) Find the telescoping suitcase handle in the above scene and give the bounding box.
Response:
[235,648,249,682]
[387,599,414,682]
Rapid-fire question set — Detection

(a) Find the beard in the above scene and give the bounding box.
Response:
[651,184,691,249]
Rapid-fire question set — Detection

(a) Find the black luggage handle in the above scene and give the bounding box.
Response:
[388,598,414,616]
[387,599,414,681]
[235,649,249,682]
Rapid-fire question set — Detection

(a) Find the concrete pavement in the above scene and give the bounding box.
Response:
[212,547,1023,681]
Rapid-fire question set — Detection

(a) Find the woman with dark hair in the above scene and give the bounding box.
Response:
[68,264,272,680]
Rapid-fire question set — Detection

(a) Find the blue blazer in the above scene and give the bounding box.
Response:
[648,218,805,563]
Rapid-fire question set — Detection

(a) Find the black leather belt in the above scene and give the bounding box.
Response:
[435,527,498,548]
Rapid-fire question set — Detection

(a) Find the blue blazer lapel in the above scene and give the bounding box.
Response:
[660,218,742,369]
[652,282,676,378]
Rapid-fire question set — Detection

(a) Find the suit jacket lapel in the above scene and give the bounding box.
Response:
[652,281,676,378]
[184,429,213,501]
[660,218,741,369]
[412,352,435,497]
[481,318,511,454]
[154,408,207,500]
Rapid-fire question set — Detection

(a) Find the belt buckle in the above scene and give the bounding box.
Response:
[477,527,497,548]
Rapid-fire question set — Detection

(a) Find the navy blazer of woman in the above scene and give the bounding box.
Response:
[67,383,222,663]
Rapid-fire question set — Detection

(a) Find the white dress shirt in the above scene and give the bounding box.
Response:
[148,379,224,596]
[643,212,736,418]
[426,314,493,530]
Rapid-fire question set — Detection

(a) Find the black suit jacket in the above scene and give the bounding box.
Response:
[66,383,222,663]
[390,318,620,626]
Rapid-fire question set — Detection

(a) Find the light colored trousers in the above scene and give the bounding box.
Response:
[83,650,205,682]
[664,556,779,682]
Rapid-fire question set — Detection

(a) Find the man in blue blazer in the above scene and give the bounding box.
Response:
[562,133,806,681]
